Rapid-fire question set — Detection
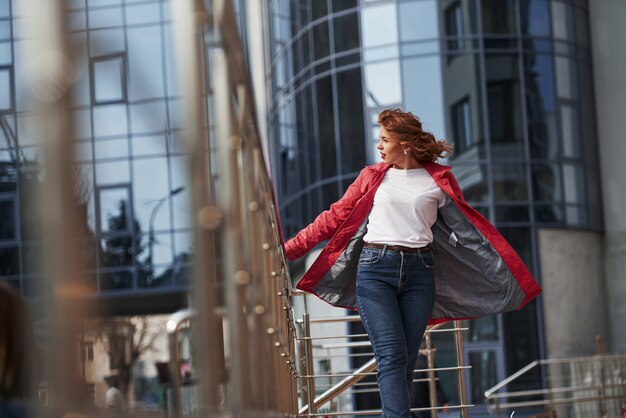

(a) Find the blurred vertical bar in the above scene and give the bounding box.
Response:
[19,0,87,415]
[212,46,252,417]
[170,0,223,415]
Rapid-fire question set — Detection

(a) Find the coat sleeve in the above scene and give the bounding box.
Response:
[284,167,370,261]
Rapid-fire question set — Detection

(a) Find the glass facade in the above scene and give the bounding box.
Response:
[0,0,244,303]
[269,0,600,408]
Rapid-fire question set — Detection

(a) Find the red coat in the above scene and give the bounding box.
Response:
[284,162,541,324]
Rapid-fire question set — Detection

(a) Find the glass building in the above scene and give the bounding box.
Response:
[267,0,602,410]
[0,0,250,313]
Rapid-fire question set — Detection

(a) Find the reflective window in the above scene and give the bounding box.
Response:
[364,60,402,106]
[442,53,486,159]
[560,104,581,158]
[482,0,517,34]
[94,138,128,160]
[535,204,564,222]
[90,29,125,57]
[399,0,438,42]
[0,20,9,43]
[95,160,130,185]
[91,54,127,105]
[495,205,530,222]
[93,104,128,138]
[445,2,464,51]
[316,76,337,178]
[100,267,134,290]
[332,0,356,13]
[133,158,175,236]
[486,55,523,157]
[337,69,365,175]
[0,42,10,66]
[451,97,472,153]
[565,205,587,226]
[563,163,585,204]
[520,0,551,37]
[451,164,489,202]
[98,186,133,235]
[492,164,528,201]
[551,1,575,41]
[0,66,11,111]
[532,164,562,202]
[313,21,330,61]
[311,0,328,21]
[361,3,398,49]
[130,101,167,135]
[555,56,578,100]
[402,56,445,141]
[125,3,161,26]
[88,6,123,30]
[0,0,9,18]
[333,13,359,53]
[469,316,499,342]
[524,54,558,159]
[127,26,165,101]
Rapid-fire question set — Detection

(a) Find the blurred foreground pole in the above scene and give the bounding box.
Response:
[20,0,88,415]
[170,0,224,416]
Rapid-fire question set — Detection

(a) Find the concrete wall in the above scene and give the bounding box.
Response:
[588,0,626,353]
[538,229,608,358]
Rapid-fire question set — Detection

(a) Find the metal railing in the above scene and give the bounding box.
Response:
[294,307,472,418]
[485,354,626,417]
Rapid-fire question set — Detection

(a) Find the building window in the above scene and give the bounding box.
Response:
[451,98,472,153]
[90,53,127,105]
[445,2,464,52]
[97,185,133,236]
[0,66,13,112]
[84,341,94,362]
[487,81,523,144]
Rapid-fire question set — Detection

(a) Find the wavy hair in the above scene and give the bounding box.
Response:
[378,108,453,162]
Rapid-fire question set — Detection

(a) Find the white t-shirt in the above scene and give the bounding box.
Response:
[362,167,446,247]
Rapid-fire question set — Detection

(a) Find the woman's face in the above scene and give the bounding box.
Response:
[377,126,404,168]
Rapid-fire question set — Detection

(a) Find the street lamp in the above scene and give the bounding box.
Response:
[147,186,185,285]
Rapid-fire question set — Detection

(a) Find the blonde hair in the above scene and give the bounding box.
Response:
[378,108,453,162]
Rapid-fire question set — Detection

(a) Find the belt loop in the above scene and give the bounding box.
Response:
[381,244,387,258]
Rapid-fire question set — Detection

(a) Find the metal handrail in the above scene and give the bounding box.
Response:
[166,309,198,418]
[484,354,626,417]
[296,314,471,418]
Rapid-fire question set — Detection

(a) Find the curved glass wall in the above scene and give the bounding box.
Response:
[269,0,600,408]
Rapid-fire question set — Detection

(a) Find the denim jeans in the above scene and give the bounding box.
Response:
[356,245,436,418]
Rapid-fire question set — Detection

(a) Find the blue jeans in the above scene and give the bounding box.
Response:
[356,245,436,418]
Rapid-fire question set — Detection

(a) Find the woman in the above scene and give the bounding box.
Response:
[284,109,541,417]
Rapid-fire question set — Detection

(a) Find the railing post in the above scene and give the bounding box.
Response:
[303,313,316,416]
[170,0,224,415]
[425,331,438,418]
[454,320,469,418]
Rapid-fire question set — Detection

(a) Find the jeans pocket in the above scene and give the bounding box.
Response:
[359,248,381,265]
[420,252,434,268]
